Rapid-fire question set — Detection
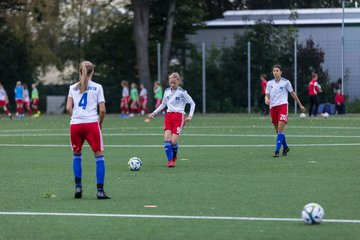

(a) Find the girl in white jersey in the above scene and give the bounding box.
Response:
[120,80,129,118]
[66,61,110,199]
[0,82,12,119]
[22,83,32,116]
[265,65,306,158]
[149,72,195,167]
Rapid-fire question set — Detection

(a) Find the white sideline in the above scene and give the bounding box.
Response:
[0,211,359,223]
[0,143,360,148]
[1,133,360,138]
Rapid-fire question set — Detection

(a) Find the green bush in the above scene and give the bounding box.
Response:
[344,99,360,113]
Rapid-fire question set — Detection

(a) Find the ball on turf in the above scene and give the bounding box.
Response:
[128,157,142,171]
[322,112,329,118]
[301,203,325,224]
[300,113,306,119]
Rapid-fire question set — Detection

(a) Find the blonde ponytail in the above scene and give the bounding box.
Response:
[78,61,94,93]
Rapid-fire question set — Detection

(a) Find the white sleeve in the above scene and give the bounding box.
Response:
[265,82,270,94]
[98,85,105,103]
[184,92,195,117]
[153,101,167,115]
[68,86,73,98]
[286,81,294,93]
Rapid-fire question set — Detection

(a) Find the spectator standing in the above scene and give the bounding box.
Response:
[308,73,322,117]
[335,89,345,114]
[260,74,268,116]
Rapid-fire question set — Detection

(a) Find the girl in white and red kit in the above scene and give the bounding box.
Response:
[265,65,306,158]
[149,72,195,167]
[66,61,110,199]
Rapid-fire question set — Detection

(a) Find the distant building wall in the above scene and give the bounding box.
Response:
[187,8,360,100]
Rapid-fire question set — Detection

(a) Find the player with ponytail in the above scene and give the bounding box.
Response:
[66,61,110,199]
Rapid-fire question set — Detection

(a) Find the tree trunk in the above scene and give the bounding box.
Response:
[132,0,153,110]
[161,0,176,86]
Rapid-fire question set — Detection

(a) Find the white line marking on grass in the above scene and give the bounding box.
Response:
[1,133,360,138]
[0,143,360,148]
[0,211,359,223]
[2,125,360,133]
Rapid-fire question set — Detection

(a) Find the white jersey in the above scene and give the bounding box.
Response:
[0,88,7,101]
[68,80,105,124]
[153,87,195,117]
[23,89,30,102]
[265,78,293,109]
[139,88,147,98]
[122,87,129,97]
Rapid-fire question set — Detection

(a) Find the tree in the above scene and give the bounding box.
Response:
[297,38,331,103]
[131,0,153,108]
[58,0,127,66]
[131,0,204,109]
[149,0,205,86]
[84,16,137,113]
[159,0,176,86]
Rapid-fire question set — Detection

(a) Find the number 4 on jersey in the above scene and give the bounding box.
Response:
[78,93,88,109]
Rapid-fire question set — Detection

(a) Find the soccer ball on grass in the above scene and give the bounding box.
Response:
[299,113,306,119]
[321,112,330,118]
[301,203,325,224]
[128,157,142,171]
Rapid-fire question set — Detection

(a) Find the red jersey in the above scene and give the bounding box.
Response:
[308,79,321,95]
[261,79,267,95]
[335,94,344,104]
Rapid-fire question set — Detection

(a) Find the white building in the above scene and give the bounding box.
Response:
[187,8,360,100]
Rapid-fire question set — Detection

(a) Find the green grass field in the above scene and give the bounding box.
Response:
[0,113,359,240]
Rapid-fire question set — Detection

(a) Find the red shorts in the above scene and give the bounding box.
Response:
[155,99,162,106]
[16,99,23,105]
[121,96,130,105]
[32,98,39,105]
[0,100,6,107]
[270,104,288,124]
[70,122,104,153]
[140,97,147,105]
[164,112,185,135]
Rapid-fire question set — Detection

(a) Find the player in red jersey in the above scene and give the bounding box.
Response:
[66,61,110,200]
[308,72,322,117]
[335,89,345,114]
[265,65,306,158]
[260,74,268,116]
[149,72,195,167]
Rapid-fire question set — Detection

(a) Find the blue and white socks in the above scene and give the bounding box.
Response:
[275,132,285,153]
[73,154,82,187]
[164,141,173,161]
[73,154,107,191]
[95,155,105,190]
[172,143,178,159]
